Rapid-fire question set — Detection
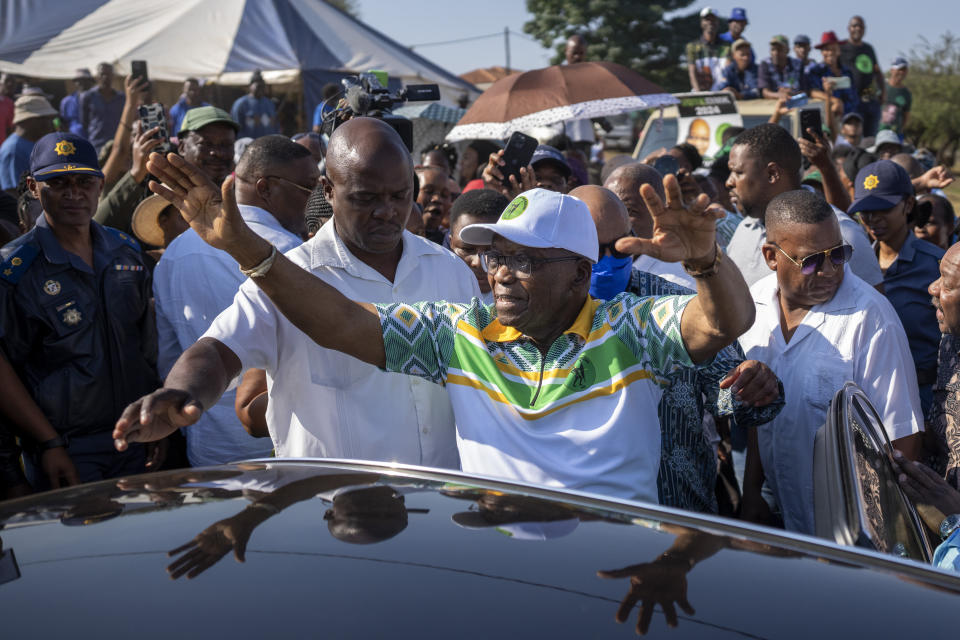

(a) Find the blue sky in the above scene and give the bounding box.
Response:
[357,0,945,77]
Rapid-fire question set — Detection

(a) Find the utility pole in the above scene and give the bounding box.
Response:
[504,26,511,72]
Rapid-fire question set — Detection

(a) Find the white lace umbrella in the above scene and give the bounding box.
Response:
[446,61,678,142]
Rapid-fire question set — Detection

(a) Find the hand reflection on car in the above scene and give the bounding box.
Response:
[165,473,401,580]
[598,527,726,635]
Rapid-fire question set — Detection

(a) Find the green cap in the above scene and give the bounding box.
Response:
[802,169,823,185]
[178,106,239,136]
[769,35,789,48]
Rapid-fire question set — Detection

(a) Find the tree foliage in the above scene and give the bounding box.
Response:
[523,0,702,91]
[904,32,960,164]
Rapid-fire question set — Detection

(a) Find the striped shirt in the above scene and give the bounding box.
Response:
[376,293,695,504]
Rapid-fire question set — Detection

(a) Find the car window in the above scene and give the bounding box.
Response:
[635,117,678,160]
[848,395,929,561]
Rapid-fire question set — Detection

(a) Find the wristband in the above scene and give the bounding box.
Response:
[682,243,723,278]
[239,245,278,278]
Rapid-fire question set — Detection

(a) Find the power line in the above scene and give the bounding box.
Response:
[409,29,541,50]
[409,32,503,49]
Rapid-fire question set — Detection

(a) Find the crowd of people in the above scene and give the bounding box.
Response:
[1,10,960,573]
[689,9,906,139]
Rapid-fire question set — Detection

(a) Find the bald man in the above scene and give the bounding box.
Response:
[573,185,783,512]
[122,117,480,467]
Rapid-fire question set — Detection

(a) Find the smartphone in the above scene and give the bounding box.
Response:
[832,75,852,90]
[138,103,171,154]
[800,108,822,142]
[785,92,808,109]
[131,60,148,83]
[499,131,538,186]
[653,154,679,177]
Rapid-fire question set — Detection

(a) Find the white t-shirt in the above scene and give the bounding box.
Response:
[153,205,303,466]
[738,269,922,534]
[202,222,481,469]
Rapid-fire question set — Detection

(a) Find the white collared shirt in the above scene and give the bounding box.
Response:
[154,204,304,466]
[202,222,481,468]
[738,269,922,534]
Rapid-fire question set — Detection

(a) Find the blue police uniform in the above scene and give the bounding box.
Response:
[878,232,944,415]
[848,159,943,419]
[1,216,160,486]
[0,131,161,488]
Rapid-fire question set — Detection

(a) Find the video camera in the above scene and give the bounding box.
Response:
[320,71,440,151]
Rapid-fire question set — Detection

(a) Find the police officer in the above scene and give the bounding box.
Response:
[0,132,163,490]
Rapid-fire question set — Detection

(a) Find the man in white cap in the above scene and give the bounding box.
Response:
[0,94,56,191]
[114,124,756,504]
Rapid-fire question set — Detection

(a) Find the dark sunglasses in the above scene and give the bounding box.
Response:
[773,243,853,275]
[599,230,636,259]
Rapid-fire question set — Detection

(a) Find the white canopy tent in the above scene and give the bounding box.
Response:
[0,0,478,107]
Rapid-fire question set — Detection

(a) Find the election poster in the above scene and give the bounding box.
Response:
[675,92,742,160]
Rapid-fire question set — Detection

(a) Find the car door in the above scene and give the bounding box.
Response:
[814,382,933,563]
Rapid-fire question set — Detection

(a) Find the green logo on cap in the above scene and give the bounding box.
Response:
[500,195,528,221]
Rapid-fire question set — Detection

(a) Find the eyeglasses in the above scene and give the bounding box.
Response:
[773,243,853,275]
[479,252,581,278]
[264,175,316,195]
[599,230,635,259]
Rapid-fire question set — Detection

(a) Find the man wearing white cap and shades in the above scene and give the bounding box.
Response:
[0,94,57,191]
[115,139,756,504]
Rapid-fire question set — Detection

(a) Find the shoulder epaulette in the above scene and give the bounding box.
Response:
[103,226,141,252]
[0,243,39,285]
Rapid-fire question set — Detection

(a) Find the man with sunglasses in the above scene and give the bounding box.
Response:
[574,184,783,513]
[152,135,317,467]
[738,189,922,533]
[115,135,756,506]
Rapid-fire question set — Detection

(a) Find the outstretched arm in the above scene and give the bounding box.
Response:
[144,152,386,367]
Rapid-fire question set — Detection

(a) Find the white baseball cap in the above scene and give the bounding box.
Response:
[459,188,599,263]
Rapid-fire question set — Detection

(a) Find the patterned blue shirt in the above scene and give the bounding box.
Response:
[627,269,784,512]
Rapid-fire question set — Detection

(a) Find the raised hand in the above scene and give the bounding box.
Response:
[613,174,721,264]
[146,153,252,254]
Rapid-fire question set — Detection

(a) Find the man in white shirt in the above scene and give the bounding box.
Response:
[725,124,883,288]
[738,189,922,534]
[153,135,316,465]
[136,118,479,469]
